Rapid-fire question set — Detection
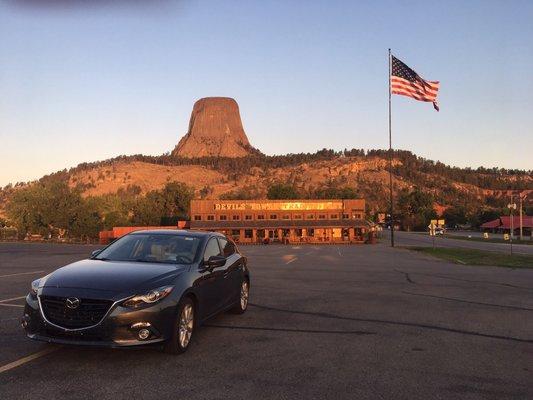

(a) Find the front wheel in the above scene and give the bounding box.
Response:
[163,297,195,354]
[231,279,249,314]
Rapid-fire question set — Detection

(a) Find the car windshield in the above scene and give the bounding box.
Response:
[94,233,202,264]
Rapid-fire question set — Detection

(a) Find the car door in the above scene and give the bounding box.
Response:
[217,237,243,307]
[196,237,226,319]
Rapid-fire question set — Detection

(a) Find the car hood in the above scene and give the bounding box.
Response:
[42,259,188,297]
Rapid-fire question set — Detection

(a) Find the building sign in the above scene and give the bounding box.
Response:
[213,201,344,212]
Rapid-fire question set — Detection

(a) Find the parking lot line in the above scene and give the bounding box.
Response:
[0,303,24,308]
[0,347,59,374]
[0,270,44,278]
[286,257,297,264]
[0,296,26,303]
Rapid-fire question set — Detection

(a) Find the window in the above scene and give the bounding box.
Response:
[257,214,265,220]
[270,214,278,220]
[232,215,240,220]
[306,214,315,219]
[203,238,222,262]
[219,215,227,221]
[218,237,236,257]
[207,215,215,221]
[342,213,349,219]
[293,214,302,220]
[330,214,339,219]
[282,214,290,220]
[318,214,326,219]
[353,213,362,219]
[245,215,252,220]
[244,229,253,238]
[95,233,201,265]
[194,215,202,221]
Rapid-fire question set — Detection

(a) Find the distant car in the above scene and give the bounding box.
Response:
[435,227,445,235]
[22,230,250,354]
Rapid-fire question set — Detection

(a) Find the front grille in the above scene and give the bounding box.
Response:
[40,296,113,329]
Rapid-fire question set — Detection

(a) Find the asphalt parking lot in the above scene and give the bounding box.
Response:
[0,241,532,400]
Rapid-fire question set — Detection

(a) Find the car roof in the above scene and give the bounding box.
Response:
[129,229,221,238]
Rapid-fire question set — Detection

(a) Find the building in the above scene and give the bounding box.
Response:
[98,199,373,245]
[189,199,371,244]
[480,215,532,237]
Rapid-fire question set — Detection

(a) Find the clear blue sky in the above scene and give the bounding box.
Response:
[1,0,532,186]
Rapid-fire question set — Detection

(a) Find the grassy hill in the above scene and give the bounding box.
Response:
[40,149,533,203]
[1,148,531,238]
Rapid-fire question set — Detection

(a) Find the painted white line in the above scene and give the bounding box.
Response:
[0,303,24,308]
[0,270,44,278]
[0,347,59,374]
[0,296,26,303]
[286,257,298,265]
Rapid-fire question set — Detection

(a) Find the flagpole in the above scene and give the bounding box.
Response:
[388,48,395,247]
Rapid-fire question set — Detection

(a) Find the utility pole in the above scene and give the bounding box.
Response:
[519,193,523,241]
[507,194,516,256]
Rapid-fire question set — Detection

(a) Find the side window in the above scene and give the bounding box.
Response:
[218,237,236,258]
[203,238,222,262]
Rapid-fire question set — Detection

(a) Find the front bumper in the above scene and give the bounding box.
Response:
[22,294,175,348]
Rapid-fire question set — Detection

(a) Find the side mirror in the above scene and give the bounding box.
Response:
[205,255,226,270]
[91,249,102,258]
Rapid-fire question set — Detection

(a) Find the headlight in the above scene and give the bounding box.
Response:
[30,274,49,296]
[123,286,174,308]
[30,279,40,296]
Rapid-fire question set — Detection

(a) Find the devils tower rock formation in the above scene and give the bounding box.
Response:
[172,97,255,158]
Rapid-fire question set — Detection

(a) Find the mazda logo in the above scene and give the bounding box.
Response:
[65,297,80,309]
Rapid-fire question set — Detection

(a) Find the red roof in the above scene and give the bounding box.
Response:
[480,219,501,229]
[481,216,533,229]
[500,216,533,229]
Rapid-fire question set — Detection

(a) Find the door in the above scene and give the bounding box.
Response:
[196,237,226,319]
[218,237,242,307]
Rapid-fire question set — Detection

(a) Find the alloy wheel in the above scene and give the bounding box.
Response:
[240,280,249,310]
[178,303,194,348]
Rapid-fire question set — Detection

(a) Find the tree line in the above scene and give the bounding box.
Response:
[3,179,529,239]
[5,179,193,240]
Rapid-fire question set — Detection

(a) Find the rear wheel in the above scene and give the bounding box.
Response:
[231,279,249,314]
[163,297,195,354]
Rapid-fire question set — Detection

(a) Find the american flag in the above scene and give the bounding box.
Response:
[391,55,440,111]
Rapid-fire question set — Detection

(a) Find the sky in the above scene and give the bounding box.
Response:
[1,0,532,186]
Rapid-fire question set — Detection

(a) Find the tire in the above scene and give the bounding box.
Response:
[163,297,195,354]
[231,278,249,314]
